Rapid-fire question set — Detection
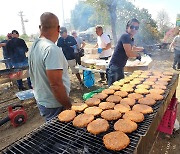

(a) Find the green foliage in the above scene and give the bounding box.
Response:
[0,35,6,41]
[20,34,29,41]
[70,1,96,31]
[72,0,161,45]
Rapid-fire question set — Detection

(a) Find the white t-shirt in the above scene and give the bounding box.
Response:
[97,33,112,58]
[173,35,180,51]
[29,38,70,108]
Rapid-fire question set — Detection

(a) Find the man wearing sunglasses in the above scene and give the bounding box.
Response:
[107,18,144,86]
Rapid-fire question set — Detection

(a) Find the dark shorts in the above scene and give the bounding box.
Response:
[106,64,124,86]
[37,103,63,122]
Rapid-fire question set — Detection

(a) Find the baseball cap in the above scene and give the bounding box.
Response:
[60,27,67,34]
[12,30,19,35]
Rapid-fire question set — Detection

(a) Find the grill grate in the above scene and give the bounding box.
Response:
[1,74,178,154]
[2,120,140,154]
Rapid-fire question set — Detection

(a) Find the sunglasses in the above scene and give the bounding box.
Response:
[130,25,139,30]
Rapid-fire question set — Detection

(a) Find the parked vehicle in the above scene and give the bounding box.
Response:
[79,27,96,42]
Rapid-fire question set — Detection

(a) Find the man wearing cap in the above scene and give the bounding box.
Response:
[0,33,12,68]
[6,30,32,90]
[72,30,86,65]
[29,12,71,121]
[57,27,83,86]
[94,25,112,82]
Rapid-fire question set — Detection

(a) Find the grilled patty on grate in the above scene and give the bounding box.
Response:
[114,104,131,113]
[136,84,150,89]
[128,93,144,100]
[73,114,94,128]
[152,84,166,90]
[103,131,130,151]
[92,93,108,100]
[71,103,88,112]
[99,102,115,110]
[84,107,103,116]
[138,97,156,106]
[106,95,122,103]
[120,98,136,106]
[58,110,76,122]
[101,110,122,121]
[102,89,115,95]
[146,93,164,100]
[150,88,165,94]
[123,111,144,122]
[132,104,153,114]
[109,85,121,91]
[87,118,109,135]
[114,91,128,97]
[114,119,138,133]
[85,98,101,107]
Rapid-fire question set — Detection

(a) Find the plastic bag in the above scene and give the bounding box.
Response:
[83,88,105,100]
[83,70,95,88]
[174,119,180,131]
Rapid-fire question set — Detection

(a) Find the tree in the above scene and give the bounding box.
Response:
[115,1,160,45]
[86,0,118,44]
[20,34,29,41]
[0,35,6,41]
[71,0,160,45]
[70,1,96,31]
[156,10,171,36]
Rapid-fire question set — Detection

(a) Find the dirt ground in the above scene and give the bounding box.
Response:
[0,47,180,153]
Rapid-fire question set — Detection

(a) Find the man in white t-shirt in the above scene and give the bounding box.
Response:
[94,25,112,82]
[29,12,71,121]
[169,29,180,70]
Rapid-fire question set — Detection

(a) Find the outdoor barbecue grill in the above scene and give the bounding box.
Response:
[0,67,28,76]
[0,67,29,84]
[1,74,179,154]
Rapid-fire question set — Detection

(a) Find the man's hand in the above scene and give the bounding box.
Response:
[132,46,144,52]
[136,53,141,61]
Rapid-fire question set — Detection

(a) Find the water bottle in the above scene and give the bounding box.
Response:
[72,45,78,53]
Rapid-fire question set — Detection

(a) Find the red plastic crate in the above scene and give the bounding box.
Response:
[157,98,178,135]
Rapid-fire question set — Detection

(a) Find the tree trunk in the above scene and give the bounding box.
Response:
[107,0,118,44]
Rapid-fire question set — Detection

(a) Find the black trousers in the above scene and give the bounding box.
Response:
[99,57,109,80]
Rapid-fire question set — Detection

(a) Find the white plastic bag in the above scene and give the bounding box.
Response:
[174,119,180,131]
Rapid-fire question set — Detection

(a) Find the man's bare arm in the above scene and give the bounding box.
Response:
[103,43,111,51]
[0,43,6,48]
[132,46,144,52]
[94,43,98,48]
[123,44,139,58]
[46,69,71,109]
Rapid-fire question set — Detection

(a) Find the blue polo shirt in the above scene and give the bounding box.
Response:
[57,35,77,60]
[110,33,134,67]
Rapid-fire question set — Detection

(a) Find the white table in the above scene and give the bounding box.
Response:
[75,65,106,73]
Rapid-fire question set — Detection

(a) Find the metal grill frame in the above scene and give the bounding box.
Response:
[1,74,179,154]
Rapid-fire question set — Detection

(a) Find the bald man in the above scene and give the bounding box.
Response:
[29,12,71,121]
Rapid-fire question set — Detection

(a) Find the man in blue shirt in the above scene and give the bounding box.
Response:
[57,27,83,86]
[6,30,32,90]
[107,18,144,86]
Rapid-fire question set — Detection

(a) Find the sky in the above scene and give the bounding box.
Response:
[0,0,179,36]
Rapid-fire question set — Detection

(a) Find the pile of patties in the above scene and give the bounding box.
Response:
[58,70,173,151]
